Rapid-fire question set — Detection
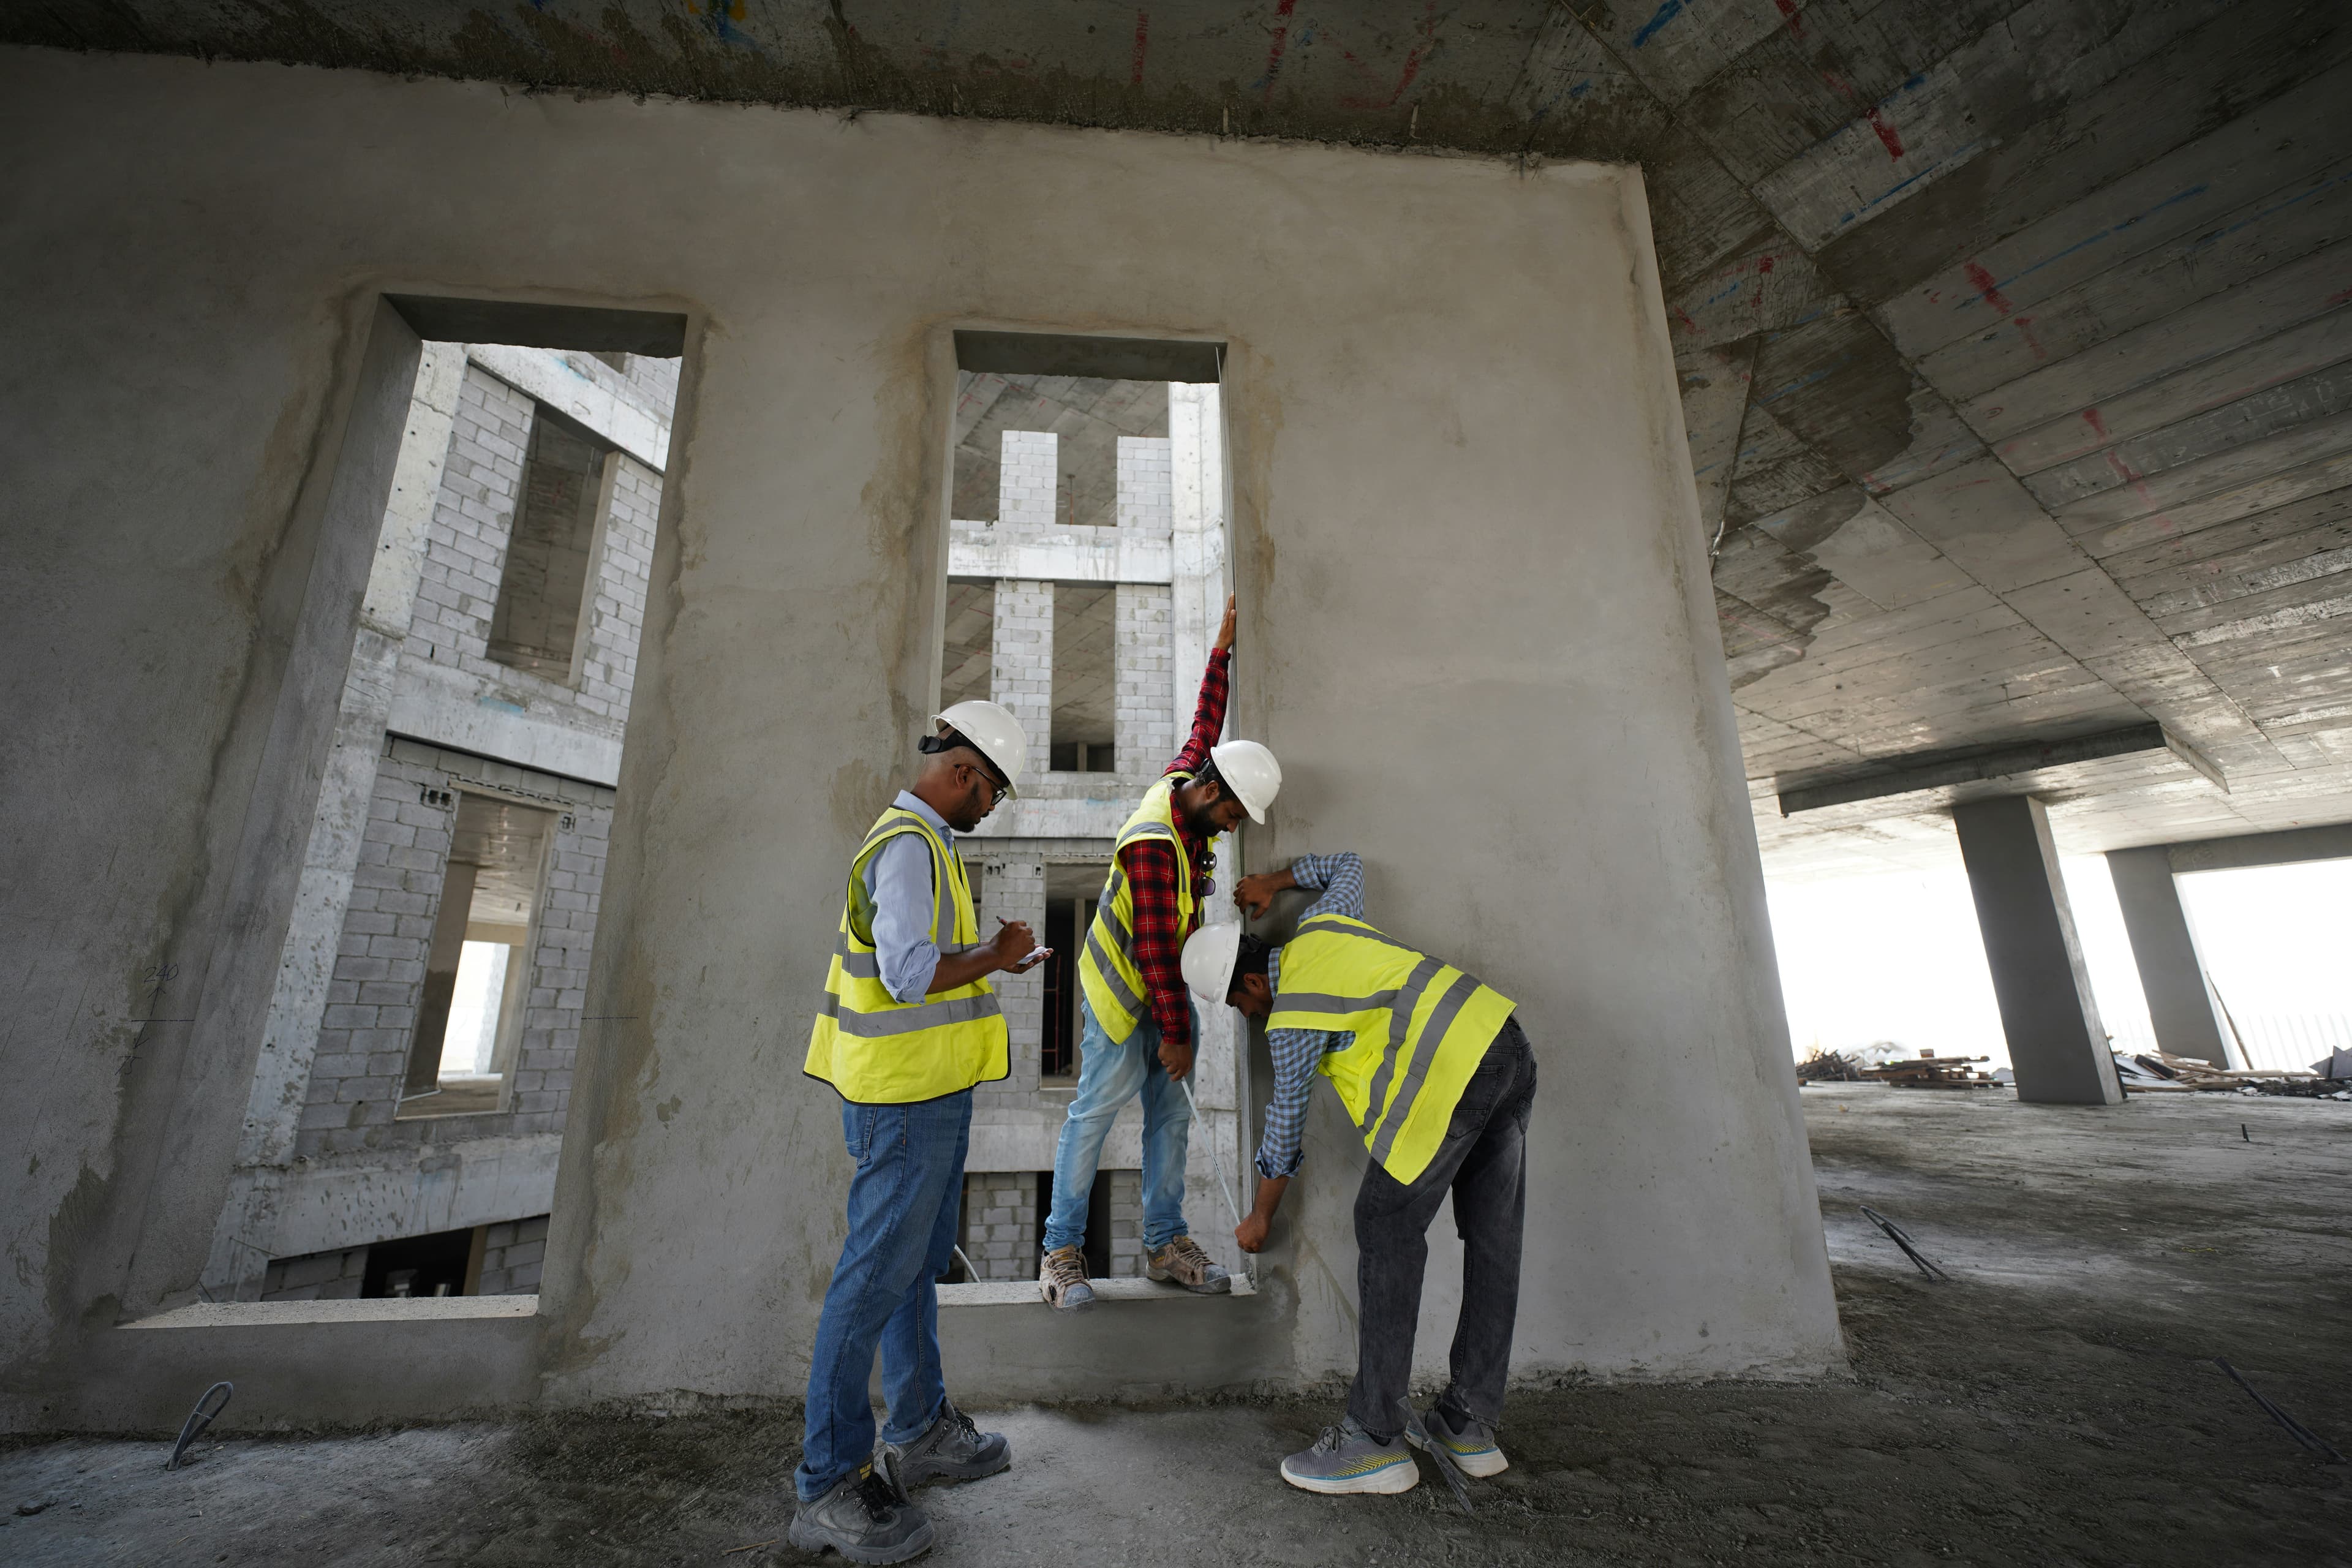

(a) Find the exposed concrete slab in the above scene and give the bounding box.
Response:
[2166,820,2352,872]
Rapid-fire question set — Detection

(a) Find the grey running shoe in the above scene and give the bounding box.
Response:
[1039,1244,1095,1311]
[879,1397,1011,1491]
[1410,1404,1508,1478]
[1146,1234,1231,1294]
[787,1464,934,1564]
[1277,1416,1420,1495]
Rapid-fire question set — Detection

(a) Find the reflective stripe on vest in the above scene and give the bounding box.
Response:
[1265,913,1516,1185]
[1075,774,1198,1043]
[804,806,1009,1104]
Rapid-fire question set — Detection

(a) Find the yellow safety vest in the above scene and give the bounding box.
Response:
[1265,913,1517,1185]
[1076,774,1200,1043]
[805,805,1008,1104]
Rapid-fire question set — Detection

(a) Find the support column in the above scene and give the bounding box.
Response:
[982,858,1047,1088]
[1951,796,2123,1105]
[990,579,1054,770]
[2106,846,2242,1069]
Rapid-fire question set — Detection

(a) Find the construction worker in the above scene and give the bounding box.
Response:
[792,700,1046,1564]
[1180,852,1537,1496]
[1036,595,1284,1310]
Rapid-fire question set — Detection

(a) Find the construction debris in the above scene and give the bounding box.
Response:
[1861,1049,2000,1090]
[1796,1049,1865,1083]
[2111,1050,2345,1099]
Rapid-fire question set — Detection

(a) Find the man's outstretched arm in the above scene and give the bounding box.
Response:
[1167,595,1238,777]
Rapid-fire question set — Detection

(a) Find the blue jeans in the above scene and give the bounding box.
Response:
[1044,998,1192,1255]
[794,1090,971,1501]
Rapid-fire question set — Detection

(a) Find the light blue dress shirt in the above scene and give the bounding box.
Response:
[865,790,957,1005]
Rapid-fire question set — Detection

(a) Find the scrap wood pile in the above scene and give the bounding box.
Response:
[1861,1049,1999,1090]
[2112,1047,2348,1099]
[1796,1049,1866,1082]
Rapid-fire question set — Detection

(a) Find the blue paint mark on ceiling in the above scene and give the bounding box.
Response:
[1630,0,1685,50]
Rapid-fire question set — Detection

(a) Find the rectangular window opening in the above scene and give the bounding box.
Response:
[398,791,555,1119]
[211,293,687,1306]
[1050,582,1115,774]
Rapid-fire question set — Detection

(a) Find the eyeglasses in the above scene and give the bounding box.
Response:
[965,762,1010,806]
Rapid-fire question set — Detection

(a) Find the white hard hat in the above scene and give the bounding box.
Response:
[1180,923,1244,1004]
[1208,739,1282,824]
[932,700,1028,797]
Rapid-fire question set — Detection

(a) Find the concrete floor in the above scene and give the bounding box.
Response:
[5,1087,2347,1567]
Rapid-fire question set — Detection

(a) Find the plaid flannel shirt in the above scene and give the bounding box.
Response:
[1121,646,1230,1051]
[1254,851,1366,1180]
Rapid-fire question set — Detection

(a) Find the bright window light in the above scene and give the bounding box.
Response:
[439,940,511,1077]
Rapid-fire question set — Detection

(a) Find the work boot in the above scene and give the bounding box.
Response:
[1146,1234,1231,1294]
[1038,1244,1095,1311]
[787,1463,934,1564]
[878,1396,1011,1492]
[1278,1415,1420,1495]
[1409,1403,1508,1478]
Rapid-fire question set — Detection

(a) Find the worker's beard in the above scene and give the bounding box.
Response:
[1177,788,1224,839]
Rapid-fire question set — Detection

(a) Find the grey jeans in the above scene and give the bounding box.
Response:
[1346,1014,1536,1441]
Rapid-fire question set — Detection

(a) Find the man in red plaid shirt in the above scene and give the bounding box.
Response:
[1041,596,1282,1309]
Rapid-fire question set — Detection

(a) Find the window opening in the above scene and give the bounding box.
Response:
[399,792,553,1118]
[1050,583,1115,772]
[488,405,614,681]
[205,298,682,1304]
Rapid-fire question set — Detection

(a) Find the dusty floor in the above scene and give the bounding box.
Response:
[4,1087,2347,1566]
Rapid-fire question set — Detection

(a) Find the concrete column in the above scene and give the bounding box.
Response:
[990,579,1054,769]
[2106,846,2242,1069]
[998,429,1058,528]
[1951,796,2124,1105]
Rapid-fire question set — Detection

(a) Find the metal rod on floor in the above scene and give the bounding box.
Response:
[1859,1205,1950,1281]
[2215,1359,2345,1463]
[952,1244,980,1281]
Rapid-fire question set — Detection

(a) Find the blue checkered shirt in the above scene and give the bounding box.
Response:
[1254,851,1366,1180]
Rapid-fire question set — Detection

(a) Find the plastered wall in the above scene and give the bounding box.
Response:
[0,46,1836,1428]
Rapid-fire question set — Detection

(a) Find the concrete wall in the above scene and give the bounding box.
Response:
[0,47,1836,1428]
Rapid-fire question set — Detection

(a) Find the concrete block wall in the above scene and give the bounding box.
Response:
[990,580,1054,769]
[475,1215,550,1295]
[1116,437,1174,536]
[1114,584,1177,771]
[1107,1169,1144,1277]
[998,429,1057,527]
[260,1245,369,1303]
[976,859,1046,1108]
[295,738,614,1158]
[959,1173,1038,1281]
[405,363,658,737]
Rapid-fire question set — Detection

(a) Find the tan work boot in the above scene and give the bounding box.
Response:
[1038,1244,1095,1311]
[1147,1234,1232,1294]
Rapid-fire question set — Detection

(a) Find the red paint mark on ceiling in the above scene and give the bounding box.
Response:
[1131,10,1150,86]
[2328,285,2352,307]
[1964,263,2045,360]
[1863,107,1904,160]
[1757,255,1776,274]
[1772,0,1804,36]
[2081,408,2109,440]
[1333,2,1440,110]
[1262,0,1299,104]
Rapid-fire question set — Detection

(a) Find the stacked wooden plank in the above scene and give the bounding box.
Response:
[1861,1050,2000,1090]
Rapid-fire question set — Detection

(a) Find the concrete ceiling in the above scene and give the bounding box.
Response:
[18,0,2352,873]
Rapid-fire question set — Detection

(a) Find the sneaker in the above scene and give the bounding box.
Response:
[1278,1417,1420,1495]
[878,1397,1010,1491]
[787,1464,934,1564]
[1411,1404,1508,1479]
[1145,1234,1232,1294]
[1039,1244,1095,1311]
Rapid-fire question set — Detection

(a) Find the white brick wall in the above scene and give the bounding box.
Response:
[296,738,614,1159]
[998,429,1058,527]
[978,859,1047,1109]
[991,579,1054,769]
[1117,437,1174,536]
[475,1215,550,1294]
[260,1245,368,1302]
[405,364,658,737]
[1107,1169,1144,1277]
[1115,584,1177,771]
[960,1173,1038,1280]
